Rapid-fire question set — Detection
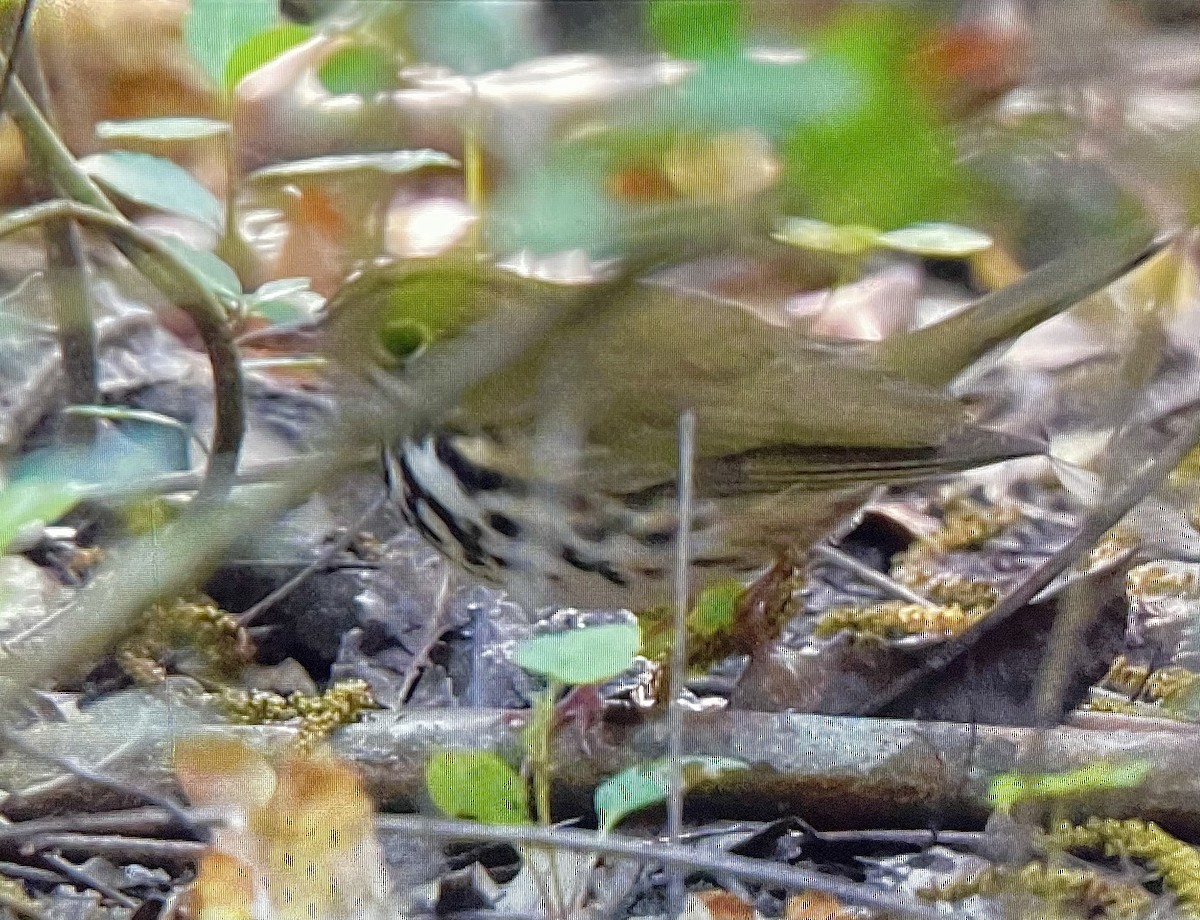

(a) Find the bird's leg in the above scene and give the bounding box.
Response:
[731,548,805,660]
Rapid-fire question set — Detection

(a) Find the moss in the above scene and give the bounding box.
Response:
[1050,817,1200,916]
[218,679,377,752]
[118,593,252,685]
[921,859,1151,919]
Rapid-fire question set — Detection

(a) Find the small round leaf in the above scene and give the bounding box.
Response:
[877,223,993,257]
[595,755,748,831]
[225,22,314,90]
[96,117,231,142]
[425,749,529,825]
[80,152,223,231]
[772,217,880,255]
[249,150,459,183]
[513,623,641,686]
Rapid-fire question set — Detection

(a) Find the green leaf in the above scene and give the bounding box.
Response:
[0,480,83,554]
[595,755,748,831]
[80,152,223,231]
[185,0,280,87]
[662,58,860,139]
[318,45,397,96]
[647,0,744,60]
[245,277,323,323]
[513,623,641,686]
[487,157,624,257]
[61,406,209,460]
[772,217,881,255]
[224,22,313,90]
[407,1,542,76]
[988,760,1153,815]
[690,580,745,638]
[425,749,529,825]
[248,150,459,183]
[96,117,231,142]
[876,223,993,257]
[780,8,971,229]
[157,238,242,300]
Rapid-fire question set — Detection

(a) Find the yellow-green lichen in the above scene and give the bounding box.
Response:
[118,594,253,685]
[921,860,1152,919]
[218,679,377,751]
[1050,817,1200,916]
[814,600,983,640]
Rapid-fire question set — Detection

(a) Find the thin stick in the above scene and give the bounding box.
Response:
[0,807,224,844]
[38,853,136,909]
[0,730,201,837]
[73,451,376,503]
[375,814,943,920]
[13,32,100,445]
[811,544,935,607]
[857,405,1200,716]
[666,410,696,919]
[25,834,204,863]
[397,570,454,703]
[236,490,388,626]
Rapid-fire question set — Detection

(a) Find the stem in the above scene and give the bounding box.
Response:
[3,70,115,211]
[527,680,568,918]
[216,124,254,287]
[465,87,484,256]
[0,0,34,111]
[13,39,98,444]
[665,410,696,920]
[0,65,244,490]
[0,201,244,499]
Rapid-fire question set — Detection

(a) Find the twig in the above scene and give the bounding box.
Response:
[374,814,944,920]
[23,834,204,864]
[233,318,322,348]
[856,405,1200,716]
[72,450,376,503]
[396,570,454,703]
[812,828,995,851]
[0,808,223,844]
[61,406,210,460]
[236,489,388,626]
[38,852,137,909]
[666,410,696,920]
[0,730,202,838]
[811,544,936,607]
[0,861,64,886]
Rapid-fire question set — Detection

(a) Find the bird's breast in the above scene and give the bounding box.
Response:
[392,434,754,609]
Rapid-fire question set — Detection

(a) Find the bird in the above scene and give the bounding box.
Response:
[321,226,1167,611]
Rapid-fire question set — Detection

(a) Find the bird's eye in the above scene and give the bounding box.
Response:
[379,319,431,366]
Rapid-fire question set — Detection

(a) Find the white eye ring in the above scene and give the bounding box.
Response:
[378,319,431,367]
